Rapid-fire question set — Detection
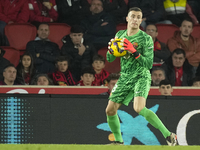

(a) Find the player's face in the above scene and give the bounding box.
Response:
[172,53,185,68]
[180,20,193,37]
[3,67,17,82]
[90,0,103,14]
[57,61,68,73]
[126,11,142,29]
[81,73,95,86]
[22,55,31,69]
[37,24,50,40]
[37,76,49,85]
[159,84,173,96]
[108,79,118,92]
[151,70,165,86]
[92,60,105,71]
[146,25,158,41]
[70,33,83,45]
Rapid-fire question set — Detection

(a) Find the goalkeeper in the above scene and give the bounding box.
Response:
[105,7,177,146]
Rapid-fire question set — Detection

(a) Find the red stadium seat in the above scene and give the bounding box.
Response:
[98,47,121,73]
[191,24,200,38]
[1,46,20,67]
[156,24,179,44]
[87,0,92,4]
[4,23,37,55]
[116,23,127,32]
[48,23,71,49]
[124,0,128,5]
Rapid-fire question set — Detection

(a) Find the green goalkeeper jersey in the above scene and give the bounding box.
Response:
[107,29,154,77]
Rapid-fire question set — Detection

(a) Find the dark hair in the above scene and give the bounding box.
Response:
[56,56,69,64]
[159,79,172,87]
[81,67,96,77]
[151,66,165,77]
[3,63,16,72]
[92,54,105,63]
[146,24,158,32]
[106,73,120,83]
[172,48,186,57]
[181,18,194,28]
[128,7,142,14]
[37,22,49,30]
[17,52,35,77]
[70,25,84,33]
[30,74,53,85]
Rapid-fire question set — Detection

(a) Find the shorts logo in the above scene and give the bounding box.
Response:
[135,91,142,94]
[111,84,118,93]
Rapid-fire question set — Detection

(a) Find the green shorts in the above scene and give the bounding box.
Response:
[109,73,151,106]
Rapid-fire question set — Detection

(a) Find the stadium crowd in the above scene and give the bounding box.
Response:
[1,0,200,89]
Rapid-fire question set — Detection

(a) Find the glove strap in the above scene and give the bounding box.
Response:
[133,52,140,59]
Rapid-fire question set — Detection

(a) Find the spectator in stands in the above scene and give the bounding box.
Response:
[0,47,10,81]
[61,25,96,81]
[77,67,95,86]
[167,18,200,70]
[0,0,29,46]
[187,0,200,23]
[159,79,173,96]
[161,48,193,86]
[163,0,198,27]
[145,24,171,67]
[31,73,53,85]
[28,0,58,27]
[100,73,120,95]
[16,52,36,85]
[151,67,166,86]
[128,0,172,30]
[0,64,18,85]
[102,0,127,24]
[192,76,200,87]
[92,54,109,86]
[0,0,29,33]
[56,0,90,26]
[49,56,77,86]
[26,23,60,74]
[81,0,116,50]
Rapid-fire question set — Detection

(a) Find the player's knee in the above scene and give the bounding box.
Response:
[134,106,143,114]
[105,107,117,116]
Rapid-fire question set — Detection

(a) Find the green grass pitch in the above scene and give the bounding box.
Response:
[0,144,199,150]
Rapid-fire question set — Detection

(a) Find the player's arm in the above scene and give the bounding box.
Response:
[123,36,154,69]
[106,51,116,62]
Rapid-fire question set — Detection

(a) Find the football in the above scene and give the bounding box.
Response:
[109,39,127,57]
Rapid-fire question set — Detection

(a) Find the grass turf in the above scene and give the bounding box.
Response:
[0,144,199,150]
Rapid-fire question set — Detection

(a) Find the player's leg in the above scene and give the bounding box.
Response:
[133,96,171,138]
[133,77,177,146]
[105,100,123,143]
[105,74,133,144]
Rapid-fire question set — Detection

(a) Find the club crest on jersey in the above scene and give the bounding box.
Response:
[132,42,138,49]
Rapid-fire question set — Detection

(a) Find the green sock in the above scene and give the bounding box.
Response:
[107,114,123,142]
[139,107,171,138]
